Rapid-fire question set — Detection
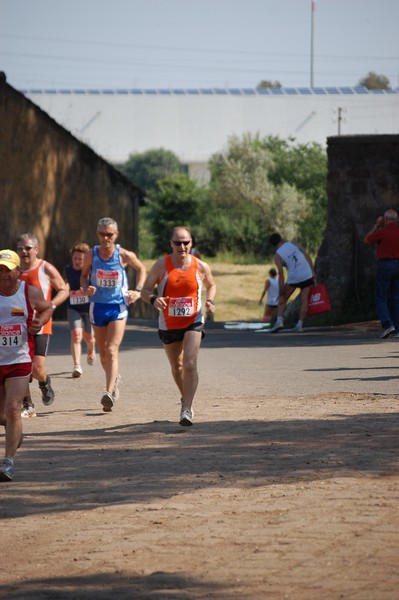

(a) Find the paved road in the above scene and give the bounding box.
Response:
[49,319,399,401]
[3,319,397,600]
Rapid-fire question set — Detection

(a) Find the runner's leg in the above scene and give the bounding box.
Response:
[163,340,184,397]
[4,376,29,458]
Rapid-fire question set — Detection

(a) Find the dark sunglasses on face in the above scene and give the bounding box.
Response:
[172,240,191,247]
[17,245,35,251]
[97,231,116,238]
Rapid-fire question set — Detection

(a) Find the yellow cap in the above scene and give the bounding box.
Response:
[0,250,20,270]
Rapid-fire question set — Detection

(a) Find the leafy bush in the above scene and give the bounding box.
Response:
[146,173,208,255]
[132,134,327,260]
[116,148,181,197]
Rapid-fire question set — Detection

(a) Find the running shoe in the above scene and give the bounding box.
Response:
[21,396,36,418]
[39,377,55,406]
[0,458,14,482]
[112,373,121,401]
[87,353,96,366]
[270,322,284,333]
[293,323,303,333]
[101,391,114,412]
[381,325,395,339]
[179,407,194,426]
[72,365,83,378]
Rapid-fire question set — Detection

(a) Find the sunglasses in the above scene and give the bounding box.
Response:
[17,245,35,251]
[172,240,191,247]
[97,231,116,238]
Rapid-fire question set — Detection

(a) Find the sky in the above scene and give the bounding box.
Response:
[1,0,398,91]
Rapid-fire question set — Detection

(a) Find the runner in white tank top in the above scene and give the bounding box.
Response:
[268,233,315,333]
[0,249,53,482]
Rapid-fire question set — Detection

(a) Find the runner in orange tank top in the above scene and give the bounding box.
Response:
[160,254,202,331]
[141,226,216,426]
[16,233,69,416]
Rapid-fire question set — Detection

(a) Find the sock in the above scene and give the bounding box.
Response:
[297,320,303,327]
[276,316,283,325]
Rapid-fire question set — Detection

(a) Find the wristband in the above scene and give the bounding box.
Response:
[150,295,157,306]
[135,285,143,291]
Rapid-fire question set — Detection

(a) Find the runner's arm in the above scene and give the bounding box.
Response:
[27,286,53,334]
[274,254,285,293]
[140,259,167,311]
[44,262,69,308]
[80,250,96,296]
[120,248,147,305]
[259,279,270,304]
[200,260,217,315]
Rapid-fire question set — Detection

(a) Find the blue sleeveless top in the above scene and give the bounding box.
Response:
[89,244,128,305]
[65,264,89,313]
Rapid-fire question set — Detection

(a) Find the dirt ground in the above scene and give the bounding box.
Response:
[1,320,398,600]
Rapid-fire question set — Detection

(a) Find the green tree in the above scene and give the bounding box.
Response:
[116,148,181,197]
[261,136,327,253]
[257,80,282,88]
[358,71,391,90]
[202,134,309,256]
[147,173,208,255]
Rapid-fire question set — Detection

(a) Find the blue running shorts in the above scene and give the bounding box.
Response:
[89,302,128,326]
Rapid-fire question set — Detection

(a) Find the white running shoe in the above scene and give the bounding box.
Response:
[293,323,303,333]
[179,407,194,426]
[21,406,37,418]
[72,365,83,378]
[270,322,284,333]
[21,397,36,418]
[0,458,14,481]
[101,391,114,412]
[87,353,96,366]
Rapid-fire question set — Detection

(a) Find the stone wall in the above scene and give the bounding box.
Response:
[0,73,147,317]
[315,135,399,323]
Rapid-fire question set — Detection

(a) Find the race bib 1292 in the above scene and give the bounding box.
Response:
[168,297,194,317]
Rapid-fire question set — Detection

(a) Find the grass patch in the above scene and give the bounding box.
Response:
[207,252,269,265]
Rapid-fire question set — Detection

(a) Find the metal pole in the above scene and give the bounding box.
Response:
[310,0,315,87]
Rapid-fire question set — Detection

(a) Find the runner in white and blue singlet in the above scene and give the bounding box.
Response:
[89,243,129,326]
[80,218,146,413]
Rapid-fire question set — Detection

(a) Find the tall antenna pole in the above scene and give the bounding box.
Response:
[310,0,315,87]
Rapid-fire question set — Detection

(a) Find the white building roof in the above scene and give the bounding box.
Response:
[22,87,399,164]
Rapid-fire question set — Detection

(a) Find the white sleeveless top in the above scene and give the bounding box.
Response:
[276,241,312,285]
[266,276,279,306]
[0,281,33,365]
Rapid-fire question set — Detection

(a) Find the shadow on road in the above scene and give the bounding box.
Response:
[48,320,391,356]
[2,410,398,520]
[0,570,241,600]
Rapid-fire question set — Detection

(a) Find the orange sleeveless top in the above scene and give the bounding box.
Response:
[158,255,204,330]
[19,259,53,335]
